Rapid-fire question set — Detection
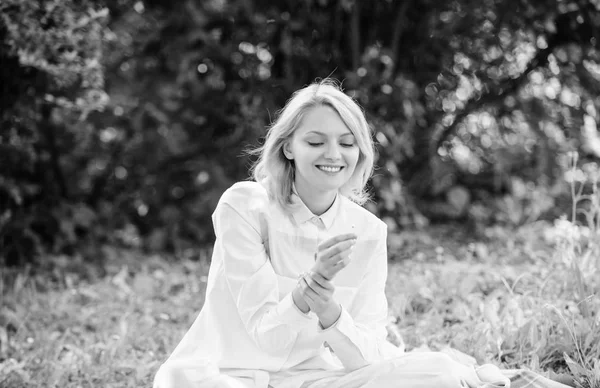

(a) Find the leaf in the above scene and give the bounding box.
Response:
[457,274,478,298]
[563,352,588,380]
[504,296,525,327]
[112,266,132,295]
[72,204,97,228]
[90,8,109,19]
[0,326,8,359]
[530,353,540,371]
[59,218,77,243]
[483,297,501,329]
[547,371,576,387]
[385,321,405,352]
[517,318,534,343]
[0,306,21,329]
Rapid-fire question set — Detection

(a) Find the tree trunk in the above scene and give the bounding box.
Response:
[41,102,69,200]
[350,1,361,70]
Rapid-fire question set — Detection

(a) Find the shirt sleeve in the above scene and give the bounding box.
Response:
[212,200,313,357]
[320,222,401,370]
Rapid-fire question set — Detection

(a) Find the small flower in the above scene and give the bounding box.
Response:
[551,217,583,243]
[564,169,587,183]
[582,162,600,183]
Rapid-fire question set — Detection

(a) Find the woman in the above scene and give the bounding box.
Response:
[154,80,570,388]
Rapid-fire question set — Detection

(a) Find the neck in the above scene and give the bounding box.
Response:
[294,182,337,216]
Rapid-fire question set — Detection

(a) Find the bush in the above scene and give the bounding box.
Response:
[2,0,600,266]
[0,0,109,265]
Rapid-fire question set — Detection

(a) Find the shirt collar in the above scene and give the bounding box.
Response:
[290,184,340,229]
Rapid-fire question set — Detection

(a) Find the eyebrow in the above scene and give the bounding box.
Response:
[305,131,355,137]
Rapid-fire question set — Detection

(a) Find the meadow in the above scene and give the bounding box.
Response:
[1,167,599,388]
[2,2,600,387]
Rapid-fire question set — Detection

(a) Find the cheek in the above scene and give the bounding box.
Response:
[293,147,317,167]
[289,143,307,159]
[344,152,360,177]
[302,147,322,161]
[347,149,360,167]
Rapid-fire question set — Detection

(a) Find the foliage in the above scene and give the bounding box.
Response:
[554,152,600,388]
[1,0,600,264]
[386,152,600,388]
[0,0,109,265]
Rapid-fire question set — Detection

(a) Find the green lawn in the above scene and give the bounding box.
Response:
[1,222,598,387]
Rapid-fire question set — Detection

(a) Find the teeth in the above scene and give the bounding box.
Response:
[318,166,342,172]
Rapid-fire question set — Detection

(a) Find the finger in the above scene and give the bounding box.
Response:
[303,275,329,295]
[300,279,319,302]
[302,277,332,301]
[301,290,316,309]
[321,240,355,261]
[318,233,357,251]
[312,268,332,281]
[309,272,334,290]
[328,258,350,278]
[331,247,353,262]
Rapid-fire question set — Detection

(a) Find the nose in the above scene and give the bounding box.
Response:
[324,143,341,161]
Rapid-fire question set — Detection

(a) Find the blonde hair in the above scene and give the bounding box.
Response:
[249,79,375,209]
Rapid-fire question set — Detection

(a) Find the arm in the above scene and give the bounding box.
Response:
[319,223,400,370]
[213,202,313,357]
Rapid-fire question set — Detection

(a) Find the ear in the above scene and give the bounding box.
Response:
[282,141,294,160]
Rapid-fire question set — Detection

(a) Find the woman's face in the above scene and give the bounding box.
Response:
[284,105,360,197]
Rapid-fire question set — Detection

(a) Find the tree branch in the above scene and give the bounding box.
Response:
[389,0,411,77]
[576,62,600,96]
[576,0,600,43]
[350,0,361,70]
[41,103,69,199]
[432,34,561,152]
[332,0,344,54]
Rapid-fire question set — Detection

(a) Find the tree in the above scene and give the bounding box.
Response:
[0,0,108,264]
[2,0,599,264]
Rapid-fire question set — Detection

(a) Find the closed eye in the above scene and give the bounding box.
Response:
[307,141,355,147]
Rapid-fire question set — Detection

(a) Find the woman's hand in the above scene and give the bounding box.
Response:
[298,271,342,328]
[312,233,357,280]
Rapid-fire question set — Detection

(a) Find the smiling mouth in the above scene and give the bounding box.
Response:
[316,165,344,173]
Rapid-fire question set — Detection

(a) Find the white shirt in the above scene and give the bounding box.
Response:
[154,181,403,388]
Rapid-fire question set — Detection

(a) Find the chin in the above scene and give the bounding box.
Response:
[314,181,346,193]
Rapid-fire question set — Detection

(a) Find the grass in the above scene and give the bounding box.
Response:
[1,219,598,388]
[0,251,211,388]
[1,157,599,387]
[387,222,599,378]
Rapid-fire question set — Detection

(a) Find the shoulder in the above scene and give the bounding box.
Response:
[219,181,269,209]
[215,181,271,227]
[339,196,387,238]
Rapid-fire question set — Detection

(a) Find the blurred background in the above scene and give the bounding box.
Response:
[1,0,600,269]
